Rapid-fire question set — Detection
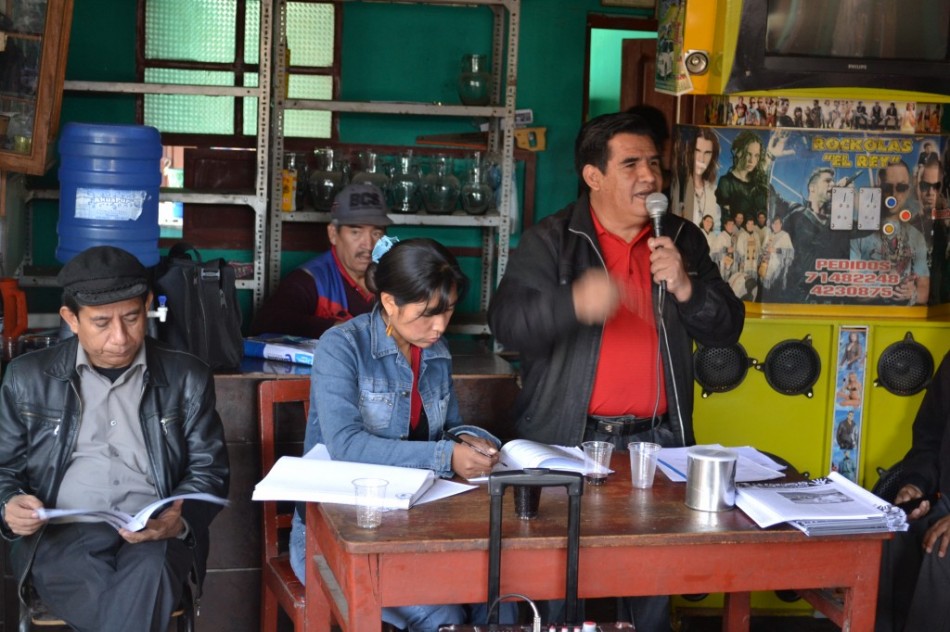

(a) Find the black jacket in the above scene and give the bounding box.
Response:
[488,193,745,446]
[0,336,230,598]
[901,351,950,498]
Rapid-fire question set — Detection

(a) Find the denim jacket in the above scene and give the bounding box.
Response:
[305,306,498,478]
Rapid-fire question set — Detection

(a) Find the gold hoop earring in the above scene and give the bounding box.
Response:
[386,321,394,337]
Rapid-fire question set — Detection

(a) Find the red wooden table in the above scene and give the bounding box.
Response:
[304,455,887,632]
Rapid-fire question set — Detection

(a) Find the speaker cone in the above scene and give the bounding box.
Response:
[693,343,755,398]
[684,50,710,75]
[875,332,934,396]
[757,335,822,397]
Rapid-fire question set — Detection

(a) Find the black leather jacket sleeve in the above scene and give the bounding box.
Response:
[169,365,230,541]
[490,216,583,358]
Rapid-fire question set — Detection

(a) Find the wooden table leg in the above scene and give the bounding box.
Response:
[798,541,883,631]
[304,565,333,632]
[345,554,386,632]
[840,580,881,630]
[305,525,333,632]
[722,592,751,632]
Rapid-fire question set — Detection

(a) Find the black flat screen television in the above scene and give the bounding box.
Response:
[727,0,950,96]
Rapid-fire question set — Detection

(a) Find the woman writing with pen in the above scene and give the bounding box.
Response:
[289,237,508,632]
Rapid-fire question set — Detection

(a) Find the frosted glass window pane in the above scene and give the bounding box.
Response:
[285,74,332,138]
[244,0,260,63]
[288,74,331,99]
[145,0,236,62]
[285,110,332,139]
[144,69,235,134]
[287,3,335,67]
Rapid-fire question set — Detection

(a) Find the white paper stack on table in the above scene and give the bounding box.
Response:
[252,445,476,509]
[736,471,908,536]
[656,444,788,483]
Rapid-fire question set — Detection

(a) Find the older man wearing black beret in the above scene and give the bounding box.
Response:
[0,245,229,632]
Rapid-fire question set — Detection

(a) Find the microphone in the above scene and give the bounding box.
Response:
[837,172,862,188]
[646,192,668,239]
[645,192,669,291]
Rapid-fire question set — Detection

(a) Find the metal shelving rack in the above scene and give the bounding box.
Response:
[269,0,520,335]
[18,2,274,311]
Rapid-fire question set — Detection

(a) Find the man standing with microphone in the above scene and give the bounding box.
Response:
[489,111,744,630]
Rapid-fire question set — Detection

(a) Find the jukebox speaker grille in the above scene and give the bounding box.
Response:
[759,336,822,397]
[876,332,934,396]
[693,343,754,397]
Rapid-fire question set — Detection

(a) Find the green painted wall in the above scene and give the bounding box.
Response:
[588,28,655,118]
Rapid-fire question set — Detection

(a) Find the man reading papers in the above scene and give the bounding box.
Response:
[0,247,229,632]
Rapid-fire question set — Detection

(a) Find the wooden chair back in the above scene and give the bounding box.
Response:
[258,378,311,632]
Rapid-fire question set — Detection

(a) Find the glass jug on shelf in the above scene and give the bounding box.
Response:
[308,147,348,212]
[388,151,422,214]
[351,149,390,196]
[460,151,493,215]
[421,154,460,215]
[458,53,492,106]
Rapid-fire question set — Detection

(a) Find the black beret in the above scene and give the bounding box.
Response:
[57,246,149,306]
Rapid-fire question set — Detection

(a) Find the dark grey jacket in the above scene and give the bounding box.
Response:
[489,193,745,447]
[0,336,230,599]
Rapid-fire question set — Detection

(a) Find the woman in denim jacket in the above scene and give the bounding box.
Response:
[290,238,505,632]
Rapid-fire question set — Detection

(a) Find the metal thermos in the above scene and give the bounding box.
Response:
[685,446,738,512]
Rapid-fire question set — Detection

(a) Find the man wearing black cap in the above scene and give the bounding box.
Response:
[0,246,229,632]
[251,182,393,338]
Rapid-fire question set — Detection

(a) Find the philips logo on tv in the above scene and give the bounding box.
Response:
[847,63,868,70]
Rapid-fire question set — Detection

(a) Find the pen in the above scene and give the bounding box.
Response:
[444,431,509,467]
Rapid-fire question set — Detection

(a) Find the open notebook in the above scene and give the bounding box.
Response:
[468,439,611,483]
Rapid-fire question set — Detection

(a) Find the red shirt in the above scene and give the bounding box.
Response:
[587,209,667,417]
[409,345,423,429]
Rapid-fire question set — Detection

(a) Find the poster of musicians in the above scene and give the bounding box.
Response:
[671,123,950,306]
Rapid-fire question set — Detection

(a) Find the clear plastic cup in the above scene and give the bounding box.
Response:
[628,442,661,489]
[352,478,389,529]
[582,440,614,486]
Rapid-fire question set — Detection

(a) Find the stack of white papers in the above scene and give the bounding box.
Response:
[656,445,787,483]
[253,445,476,509]
[736,472,907,536]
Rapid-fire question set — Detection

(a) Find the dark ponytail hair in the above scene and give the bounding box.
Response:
[366,238,468,314]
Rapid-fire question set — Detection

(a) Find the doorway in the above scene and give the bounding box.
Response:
[584,13,701,176]
[583,14,658,122]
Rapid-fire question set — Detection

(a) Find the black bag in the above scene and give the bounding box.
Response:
[152,242,243,370]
